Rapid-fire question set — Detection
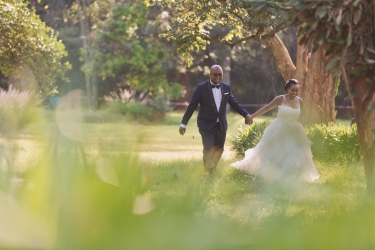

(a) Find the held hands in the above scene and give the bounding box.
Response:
[245,114,253,125]
[179,126,186,135]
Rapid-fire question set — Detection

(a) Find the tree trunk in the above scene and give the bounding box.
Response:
[294,36,308,85]
[220,53,231,113]
[349,74,375,195]
[91,75,98,109]
[262,32,336,124]
[299,46,336,124]
[221,55,231,85]
[177,68,191,109]
[76,0,94,109]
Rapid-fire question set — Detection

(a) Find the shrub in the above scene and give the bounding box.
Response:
[230,122,267,157]
[0,86,42,137]
[147,96,173,122]
[103,88,173,123]
[103,88,149,121]
[127,102,150,120]
[230,121,360,163]
[103,101,149,121]
[306,123,360,162]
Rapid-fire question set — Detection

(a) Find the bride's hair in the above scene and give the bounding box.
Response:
[285,79,299,91]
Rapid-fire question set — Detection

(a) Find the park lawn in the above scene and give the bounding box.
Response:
[11,110,351,165]
[7,111,255,173]
[49,111,272,163]
[47,110,351,163]
[1,110,369,249]
[75,111,365,222]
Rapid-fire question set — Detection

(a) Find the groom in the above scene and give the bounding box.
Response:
[179,65,253,173]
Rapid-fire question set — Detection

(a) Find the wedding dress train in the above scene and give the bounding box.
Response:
[231,95,320,183]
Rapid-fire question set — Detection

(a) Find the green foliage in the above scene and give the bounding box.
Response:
[231,122,268,157]
[147,96,173,122]
[103,89,173,122]
[149,0,290,65]
[66,0,115,32]
[104,101,150,122]
[0,0,70,96]
[0,86,43,137]
[92,1,182,98]
[306,123,360,163]
[288,0,375,79]
[231,120,360,163]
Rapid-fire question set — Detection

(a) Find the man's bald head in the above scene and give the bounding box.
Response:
[210,65,223,72]
[209,65,223,84]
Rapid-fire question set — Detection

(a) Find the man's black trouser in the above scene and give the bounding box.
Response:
[199,122,225,173]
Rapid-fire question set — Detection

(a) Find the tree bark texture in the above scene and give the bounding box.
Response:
[221,55,231,86]
[300,46,336,124]
[178,68,191,109]
[76,0,95,109]
[349,74,375,195]
[262,32,336,124]
[91,74,98,109]
[262,34,296,81]
[220,54,232,113]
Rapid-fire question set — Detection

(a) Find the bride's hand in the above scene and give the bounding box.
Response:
[245,114,253,125]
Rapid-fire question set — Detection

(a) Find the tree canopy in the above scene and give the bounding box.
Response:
[91,1,182,99]
[0,0,70,96]
[290,0,375,102]
[148,0,290,66]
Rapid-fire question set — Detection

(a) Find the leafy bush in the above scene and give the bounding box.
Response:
[0,86,42,137]
[230,121,360,163]
[0,1,70,96]
[306,123,360,162]
[104,101,150,121]
[231,122,267,157]
[103,88,173,123]
[127,102,150,120]
[147,96,173,122]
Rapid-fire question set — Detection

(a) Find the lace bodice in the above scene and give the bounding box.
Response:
[277,95,300,122]
[281,95,300,108]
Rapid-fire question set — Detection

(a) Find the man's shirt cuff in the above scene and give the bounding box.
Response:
[180,124,186,128]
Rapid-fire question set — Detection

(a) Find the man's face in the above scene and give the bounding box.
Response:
[209,68,223,85]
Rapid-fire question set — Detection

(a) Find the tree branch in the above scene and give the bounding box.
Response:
[261,22,288,39]
[203,22,288,49]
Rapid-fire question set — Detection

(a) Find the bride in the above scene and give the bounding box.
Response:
[231,79,320,183]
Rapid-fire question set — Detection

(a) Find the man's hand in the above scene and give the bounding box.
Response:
[179,126,186,135]
[245,114,253,125]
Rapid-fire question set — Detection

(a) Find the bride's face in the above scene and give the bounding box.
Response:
[287,84,299,99]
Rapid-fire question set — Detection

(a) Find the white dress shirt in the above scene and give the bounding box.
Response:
[180,80,221,128]
[211,80,222,112]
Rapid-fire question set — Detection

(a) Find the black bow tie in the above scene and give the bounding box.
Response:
[211,84,220,89]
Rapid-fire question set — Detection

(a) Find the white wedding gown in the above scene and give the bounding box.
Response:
[231,95,320,183]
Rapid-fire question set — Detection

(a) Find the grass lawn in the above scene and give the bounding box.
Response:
[140,113,366,221]
[0,110,371,249]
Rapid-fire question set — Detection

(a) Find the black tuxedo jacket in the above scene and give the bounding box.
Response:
[181,80,249,131]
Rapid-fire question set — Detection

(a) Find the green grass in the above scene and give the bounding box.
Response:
[144,158,366,222]
[0,110,372,249]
